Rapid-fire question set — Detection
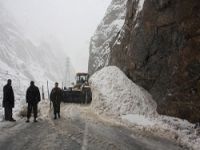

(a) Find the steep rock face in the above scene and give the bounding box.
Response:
[88,0,127,74]
[89,0,200,122]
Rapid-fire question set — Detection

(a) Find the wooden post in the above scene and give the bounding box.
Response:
[42,85,45,100]
[47,81,51,109]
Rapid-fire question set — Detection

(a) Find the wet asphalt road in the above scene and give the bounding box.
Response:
[0,108,185,150]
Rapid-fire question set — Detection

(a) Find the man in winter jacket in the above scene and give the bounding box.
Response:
[26,81,41,122]
[3,79,16,122]
[50,82,63,119]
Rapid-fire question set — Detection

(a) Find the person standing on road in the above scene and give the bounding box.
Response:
[50,82,63,119]
[2,79,16,122]
[26,81,41,123]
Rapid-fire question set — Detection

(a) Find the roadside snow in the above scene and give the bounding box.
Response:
[122,114,156,126]
[38,100,51,120]
[122,114,200,149]
[89,66,157,117]
[89,66,200,150]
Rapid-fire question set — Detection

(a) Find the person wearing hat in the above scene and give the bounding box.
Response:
[3,79,16,122]
[50,82,63,119]
[26,81,41,122]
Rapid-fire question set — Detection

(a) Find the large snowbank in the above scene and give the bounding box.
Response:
[89,66,157,117]
[89,66,200,150]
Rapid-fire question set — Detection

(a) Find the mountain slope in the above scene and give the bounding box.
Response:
[0,4,75,120]
[0,4,66,84]
[88,0,200,122]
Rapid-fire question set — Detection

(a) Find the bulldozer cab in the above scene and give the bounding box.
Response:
[76,73,89,85]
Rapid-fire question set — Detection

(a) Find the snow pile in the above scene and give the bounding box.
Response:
[157,116,200,150]
[122,114,200,149]
[121,114,199,146]
[89,66,157,117]
[89,66,200,149]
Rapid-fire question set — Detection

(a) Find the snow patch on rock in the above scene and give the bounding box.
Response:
[134,0,145,21]
[89,66,158,117]
[88,0,127,74]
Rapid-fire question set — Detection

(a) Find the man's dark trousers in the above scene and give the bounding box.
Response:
[4,106,12,120]
[53,102,60,115]
[27,103,38,119]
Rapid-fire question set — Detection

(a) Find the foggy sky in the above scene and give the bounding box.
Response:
[2,0,111,72]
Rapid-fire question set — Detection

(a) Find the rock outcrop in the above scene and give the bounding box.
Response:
[88,0,127,75]
[89,0,200,123]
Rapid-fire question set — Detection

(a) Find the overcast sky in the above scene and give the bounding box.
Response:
[2,0,111,72]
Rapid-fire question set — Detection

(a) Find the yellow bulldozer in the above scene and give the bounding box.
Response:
[62,73,92,104]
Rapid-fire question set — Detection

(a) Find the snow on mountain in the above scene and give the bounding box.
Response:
[88,0,127,74]
[0,4,70,120]
[0,4,68,83]
[89,66,157,117]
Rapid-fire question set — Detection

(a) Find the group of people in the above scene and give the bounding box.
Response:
[2,79,63,122]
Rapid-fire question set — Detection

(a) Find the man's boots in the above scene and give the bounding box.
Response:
[34,118,38,122]
[54,114,57,120]
[10,118,16,122]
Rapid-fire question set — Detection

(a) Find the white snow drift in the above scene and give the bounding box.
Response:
[89,66,200,150]
[89,66,157,117]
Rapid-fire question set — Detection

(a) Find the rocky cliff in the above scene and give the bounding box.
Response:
[88,0,127,75]
[89,0,200,123]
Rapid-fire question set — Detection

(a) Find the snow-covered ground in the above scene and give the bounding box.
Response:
[0,73,54,122]
[0,98,51,125]
[0,3,75,122]
[89,66,200,150]
[0,65,199,149]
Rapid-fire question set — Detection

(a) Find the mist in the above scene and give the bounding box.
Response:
[1,0,111,72]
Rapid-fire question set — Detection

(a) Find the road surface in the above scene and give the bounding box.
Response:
[0,104,186,150]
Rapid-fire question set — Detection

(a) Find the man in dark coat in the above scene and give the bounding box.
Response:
[50,82,63,119]
[26,81,41,122]
[3,79,16,121]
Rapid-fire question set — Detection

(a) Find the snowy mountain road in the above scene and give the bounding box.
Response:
[0,105,185,150]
